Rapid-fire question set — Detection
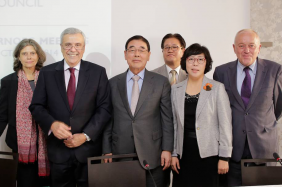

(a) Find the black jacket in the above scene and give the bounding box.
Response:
[0,72,18,152]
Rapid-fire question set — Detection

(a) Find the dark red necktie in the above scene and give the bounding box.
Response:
[67,68,76,110]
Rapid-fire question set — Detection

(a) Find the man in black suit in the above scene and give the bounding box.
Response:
[29,28,112,187]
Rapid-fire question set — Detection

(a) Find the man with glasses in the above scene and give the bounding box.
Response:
[214,29,282,186]
[153,33,187,85]
[30,27,112,187]
[103,35,173,187]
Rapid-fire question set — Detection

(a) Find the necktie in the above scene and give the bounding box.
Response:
[67,68,76,110]
[241,67,251,108]
[170,70,177,85]
[131,75,140,115]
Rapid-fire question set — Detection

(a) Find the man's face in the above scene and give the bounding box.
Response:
[61,33,85,67]
[124,39,151,74]
[233,31,261,66]
[162,37,184,66]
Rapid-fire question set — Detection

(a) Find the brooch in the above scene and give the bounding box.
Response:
[203,83,213,91]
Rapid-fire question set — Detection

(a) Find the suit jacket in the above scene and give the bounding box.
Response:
[213,58,282,162]
[152,64,187,83]
[103,69,174,169]
[0,72,19,152]
[171,76,232,159]
[29,60,112,163]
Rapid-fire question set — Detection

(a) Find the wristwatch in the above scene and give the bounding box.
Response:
[83,133,91,141]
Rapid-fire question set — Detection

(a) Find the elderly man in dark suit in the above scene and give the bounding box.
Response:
[152,33,187,85]
[29,28,112,187]
[103,35,174,187]
[213,29,282,186]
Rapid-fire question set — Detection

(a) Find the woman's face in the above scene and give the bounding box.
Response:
[18,45,39,70]
[186,53,206,79]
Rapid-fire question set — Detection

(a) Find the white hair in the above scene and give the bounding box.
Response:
[60,27,86,44]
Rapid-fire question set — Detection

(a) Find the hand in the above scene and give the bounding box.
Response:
[218,160,229,174]
[104,153,113,163]
[64,133,86,148]
[51,121,72,140]
[161,151,171,170]
[171,157,180,174]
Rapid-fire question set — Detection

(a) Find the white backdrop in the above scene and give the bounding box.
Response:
[0,0,250,151]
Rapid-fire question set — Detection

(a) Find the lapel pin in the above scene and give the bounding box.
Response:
[203,83,213,91]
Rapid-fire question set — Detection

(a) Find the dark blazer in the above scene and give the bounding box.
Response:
[103,69,174,169]
[29,60,112,163]
[213,58,282,162]
[0,72,18,152]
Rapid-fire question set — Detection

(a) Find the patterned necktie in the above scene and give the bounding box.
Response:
[241,67,251,108]
[67,68,76,110]
[130,75,140,115]
[170,70,177,85]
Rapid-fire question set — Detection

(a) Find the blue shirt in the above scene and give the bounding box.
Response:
[236,60,257,95]
[127,69,145,106]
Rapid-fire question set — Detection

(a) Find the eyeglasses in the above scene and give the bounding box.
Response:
[126,48,148,54]
[163,46,182,52]
[187,57,206,64]
[62,43,85,50]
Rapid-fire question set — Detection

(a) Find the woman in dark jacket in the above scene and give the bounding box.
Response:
[0,39,50,187]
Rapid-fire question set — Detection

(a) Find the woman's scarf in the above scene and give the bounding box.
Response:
[16,69,50,176]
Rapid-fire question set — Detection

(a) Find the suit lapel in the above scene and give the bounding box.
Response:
[72,60,90,113]
[178,69,188,83]
[196,76,212,119]
[117,71,134,119]
[228,61,245,109]
[10,73,18,125]
[55,60,70,112]
[160,65,169,78]
[175,79,187,127]
[134,70,154,117]
[246,58,267,111]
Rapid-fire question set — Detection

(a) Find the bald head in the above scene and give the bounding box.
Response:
[233,29,261,67]
[234,29,260,45]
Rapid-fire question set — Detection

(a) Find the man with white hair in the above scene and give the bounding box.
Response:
[214,29,282,186]
[30,28,112,187]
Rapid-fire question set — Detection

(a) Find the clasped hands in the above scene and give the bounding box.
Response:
[51,121,86,148]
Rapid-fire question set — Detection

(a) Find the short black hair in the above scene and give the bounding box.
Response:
[181,43,213,74]
[125,35,150,51]
[161,33,186,49]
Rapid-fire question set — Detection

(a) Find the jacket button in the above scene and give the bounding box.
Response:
[243,130,246,133]
[245,113,248,116]
[197,127,200,130]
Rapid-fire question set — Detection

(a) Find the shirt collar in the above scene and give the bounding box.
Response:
[127,68,145,82]
[237,59,257,75]
[64,60,81,71]
[166,65,181,75]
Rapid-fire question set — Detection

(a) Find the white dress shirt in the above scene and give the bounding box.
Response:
[64,60,81,90]
[166,65,181,83]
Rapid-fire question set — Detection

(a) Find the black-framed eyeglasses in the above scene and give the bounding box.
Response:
[163,46,182,52]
